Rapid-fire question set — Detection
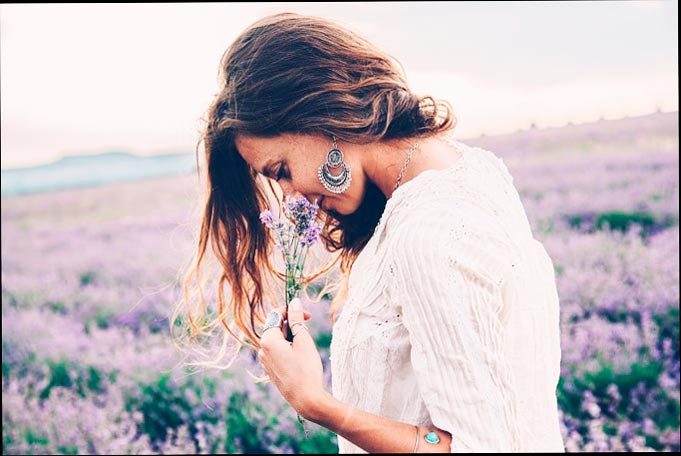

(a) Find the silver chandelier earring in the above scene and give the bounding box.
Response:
[317,135,352,194]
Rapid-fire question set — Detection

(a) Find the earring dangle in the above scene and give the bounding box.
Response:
[318,135,352,194]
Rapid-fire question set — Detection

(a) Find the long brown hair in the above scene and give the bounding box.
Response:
[172,12,456,366]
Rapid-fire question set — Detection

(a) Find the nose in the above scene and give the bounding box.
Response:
[279,181,303,200]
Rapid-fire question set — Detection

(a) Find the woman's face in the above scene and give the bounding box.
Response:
[235,133,367,216]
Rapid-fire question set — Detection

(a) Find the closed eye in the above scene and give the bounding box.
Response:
[275,165,288,182]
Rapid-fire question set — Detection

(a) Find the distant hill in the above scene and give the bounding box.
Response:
[1,151,196,197]
[462,111,678,158]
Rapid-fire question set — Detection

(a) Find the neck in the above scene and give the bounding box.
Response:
[361,137,422,200]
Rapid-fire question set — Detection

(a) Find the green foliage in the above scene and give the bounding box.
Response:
[557,372,586,420]
[554,264,564,277]
[224,389,337,454]
[95,307,116,329]
[25,428,49,446]
[653,306,680,360]
[86,365,103,392]
[564,211,673,237]
[598,307,630,324]
[126,373,195,447]
[79,270,97,287]
[584,358,661,411]
[558,354,679,433]
[48,300,68,315]
[566,213,588,229]
[39,359,105,400]
[645,434,664,451]
[296,427,338,454]
[225,390,271,454]
[83,307,116,333]
[120,371,337,453]
[3,427,14,450]
[595,211,655,234]
[602,423,617,436]
[41,360,77,399]
[314,331,333,351]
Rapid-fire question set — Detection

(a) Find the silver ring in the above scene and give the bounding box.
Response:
[262,310,283,334]
[291,323,308,337]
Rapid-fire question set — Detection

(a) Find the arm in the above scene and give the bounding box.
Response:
[258,300,453,453]
[385,215,521,452]
[305,390,452,453]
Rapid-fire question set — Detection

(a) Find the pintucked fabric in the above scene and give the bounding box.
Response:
[329,137,565,453]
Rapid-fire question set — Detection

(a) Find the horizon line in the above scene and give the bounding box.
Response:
[1,109,677,171]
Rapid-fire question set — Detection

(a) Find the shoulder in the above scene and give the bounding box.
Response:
[384,195,518,291]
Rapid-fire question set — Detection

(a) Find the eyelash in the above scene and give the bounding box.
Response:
[275,166,287,181]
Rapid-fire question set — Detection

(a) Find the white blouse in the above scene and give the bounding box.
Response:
[329,137,565,453]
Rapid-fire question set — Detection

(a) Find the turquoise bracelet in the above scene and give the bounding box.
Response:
[413,426,441,452]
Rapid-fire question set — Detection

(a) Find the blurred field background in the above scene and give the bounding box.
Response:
[2,2,678,454]
[2,111,679,453]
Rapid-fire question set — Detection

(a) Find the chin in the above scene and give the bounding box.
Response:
[322,194,362,216]
[326,201,357,217]
[333,208,351,216]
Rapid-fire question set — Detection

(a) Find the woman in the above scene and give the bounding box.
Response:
[179,12,565,453]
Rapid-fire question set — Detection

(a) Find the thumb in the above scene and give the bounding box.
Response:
[288,297,305,326]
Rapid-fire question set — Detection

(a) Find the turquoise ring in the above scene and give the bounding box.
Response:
[424,431,440,444]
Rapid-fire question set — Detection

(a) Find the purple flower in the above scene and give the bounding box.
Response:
[301,223,322,247]
[259,210,274,228]
[283,196,319,237]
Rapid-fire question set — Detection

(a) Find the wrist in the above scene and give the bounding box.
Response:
[300,388,337,424]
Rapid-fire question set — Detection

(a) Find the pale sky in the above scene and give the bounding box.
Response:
[1,1,678,169]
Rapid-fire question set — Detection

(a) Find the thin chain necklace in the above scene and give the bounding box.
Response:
[393,138,421,192]
[374,138,421,235]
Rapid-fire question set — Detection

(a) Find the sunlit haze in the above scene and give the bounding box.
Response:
[1,1,677,169]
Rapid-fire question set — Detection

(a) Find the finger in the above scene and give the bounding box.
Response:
[288,298,316,351]
[287,297,305,327]
[261,311,286,348]
[266,305,310,342]
[271,305,310,320]
[261,326,285,348]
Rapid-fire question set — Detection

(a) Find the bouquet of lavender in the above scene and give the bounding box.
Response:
[260,196,322,437]
[259,195,323,340]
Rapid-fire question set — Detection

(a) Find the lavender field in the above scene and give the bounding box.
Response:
[2,111,679,453]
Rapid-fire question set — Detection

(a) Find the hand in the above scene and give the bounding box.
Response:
[258,298,325,419]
